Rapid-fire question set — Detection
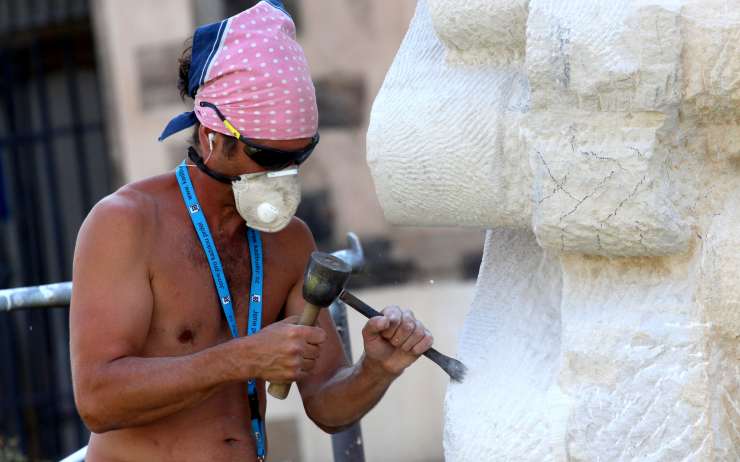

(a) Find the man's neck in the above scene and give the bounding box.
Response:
[186,161,244,238]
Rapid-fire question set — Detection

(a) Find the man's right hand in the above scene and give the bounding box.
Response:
[241,315,327,383]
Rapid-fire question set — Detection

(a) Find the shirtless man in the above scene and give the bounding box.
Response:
[70,2,433,461]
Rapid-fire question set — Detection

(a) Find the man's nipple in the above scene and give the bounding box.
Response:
[178,328,195,344]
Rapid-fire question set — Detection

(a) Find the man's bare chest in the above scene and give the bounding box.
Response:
[142,220,294,356]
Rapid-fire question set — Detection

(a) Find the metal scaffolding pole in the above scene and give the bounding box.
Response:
[0,281,73,312]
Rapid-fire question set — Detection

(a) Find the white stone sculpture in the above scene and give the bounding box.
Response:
[367,0,739,460]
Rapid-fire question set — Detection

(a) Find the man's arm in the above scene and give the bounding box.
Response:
[286,222,433,433]
[71,192,324,433]
[71,192,239,432]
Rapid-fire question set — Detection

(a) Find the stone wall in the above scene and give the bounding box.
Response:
[367,0,739,459]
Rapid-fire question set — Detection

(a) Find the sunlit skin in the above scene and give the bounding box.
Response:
[70,124,434,462]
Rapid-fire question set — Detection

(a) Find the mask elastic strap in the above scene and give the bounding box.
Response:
[187,147,240,184]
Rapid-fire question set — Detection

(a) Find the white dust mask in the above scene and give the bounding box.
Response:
[232,168,301,233]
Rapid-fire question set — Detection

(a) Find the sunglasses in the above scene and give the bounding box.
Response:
[199,101,319,170]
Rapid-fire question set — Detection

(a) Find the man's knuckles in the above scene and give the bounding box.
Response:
[285,341,304,356]
[286,325,306,339]
[284,339,321,358]
[380,319,401,339]
[298,346,318,362]
[386,316,414,344]
[381,305,402,317]
[284,325,326,343]
[401,324,425,351]
[364,316,388,332]
[309,328,327,344]
[412,335,434,355]
[400,319,416,336]
[286,355,302,368]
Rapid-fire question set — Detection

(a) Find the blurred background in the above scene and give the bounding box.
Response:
[0,0,484,460]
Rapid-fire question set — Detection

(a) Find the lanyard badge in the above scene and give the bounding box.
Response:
[176,161,267,460]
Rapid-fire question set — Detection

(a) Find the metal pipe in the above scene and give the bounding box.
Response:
[328,300,366,462]
[328,233,366,462]
[0,282,72,312]
[58,446,87,462]
[0,233,365,313]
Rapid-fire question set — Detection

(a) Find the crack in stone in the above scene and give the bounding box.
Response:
[560,196,590,221]
[537,190,556,204]
[556,24,572,89]
[560,170,617,221]
[638,232,648,252]
[580,150,628,171]
[566,124,578,153]
[601,175,648,224]
[627,146,646,159]
[537,173,571,204]
[560,230,566,251]
[536,150,579,201]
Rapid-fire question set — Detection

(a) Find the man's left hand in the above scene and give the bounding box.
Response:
[361,305,434,377]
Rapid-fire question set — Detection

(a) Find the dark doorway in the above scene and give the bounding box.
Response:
[222,0,302,30]
[0,0,113,459]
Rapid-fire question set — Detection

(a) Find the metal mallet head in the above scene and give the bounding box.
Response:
[303,252,352,306]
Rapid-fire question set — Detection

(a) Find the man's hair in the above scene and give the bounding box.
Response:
[178,39,237,157]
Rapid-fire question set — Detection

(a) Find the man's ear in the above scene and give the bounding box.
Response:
[197,124,211,154]
[208,132,215,153]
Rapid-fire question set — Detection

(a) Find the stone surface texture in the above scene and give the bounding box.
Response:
[367,0,739,460]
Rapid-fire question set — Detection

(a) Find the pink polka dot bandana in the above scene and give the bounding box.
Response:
[159,1,318,142]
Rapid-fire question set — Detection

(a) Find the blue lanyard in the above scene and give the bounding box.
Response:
[176,162,266,461]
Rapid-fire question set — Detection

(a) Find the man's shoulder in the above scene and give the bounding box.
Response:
[82,173,176,238]
[263,217,316,274]
[276,216,315,249]
[116,172,178,205]
[285,216,313,237]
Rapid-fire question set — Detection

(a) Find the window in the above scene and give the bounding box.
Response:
[195,0,302,32]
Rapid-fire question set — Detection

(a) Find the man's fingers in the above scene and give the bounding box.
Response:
[302,343,320,360]
[301,326,327,345]
[281,315,300,325]
[380,305,403,340]
[400,320,426,352]
[411,331,434,355]
[363,316,390,339]
[389,310,416,347]
[302,357,316,373]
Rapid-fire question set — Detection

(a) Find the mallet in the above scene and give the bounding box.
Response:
[274,251,466,391]
[267,252,352,399]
